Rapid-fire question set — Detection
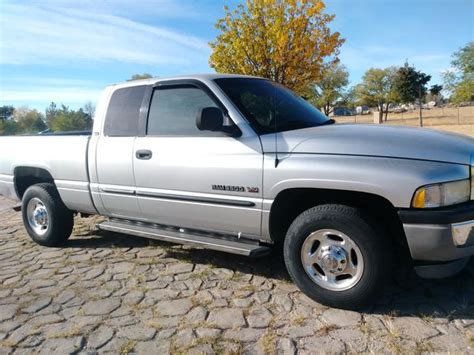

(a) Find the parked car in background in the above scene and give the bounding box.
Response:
[0,74,473,310]
[355,105,370,115]
[333,107,355,116]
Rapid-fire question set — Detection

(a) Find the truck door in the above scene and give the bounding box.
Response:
[93,85,146,219]
[133,81,263,238]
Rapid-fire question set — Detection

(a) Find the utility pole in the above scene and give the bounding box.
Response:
[418,85,423,127]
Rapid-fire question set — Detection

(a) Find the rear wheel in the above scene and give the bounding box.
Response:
[284,204,389,310]
[22,183,73,246]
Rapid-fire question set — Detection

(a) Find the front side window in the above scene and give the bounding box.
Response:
[214,78,332,134]
[147,85,220,136]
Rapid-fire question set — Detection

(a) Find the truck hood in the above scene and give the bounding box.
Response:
[261,124,474,165]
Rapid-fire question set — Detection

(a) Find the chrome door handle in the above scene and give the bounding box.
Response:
[135,149,152,160]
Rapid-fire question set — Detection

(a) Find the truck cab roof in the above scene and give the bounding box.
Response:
[111,73,264,90]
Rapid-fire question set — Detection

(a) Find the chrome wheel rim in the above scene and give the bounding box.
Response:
[300,229,364,291]
[26,198,49,236]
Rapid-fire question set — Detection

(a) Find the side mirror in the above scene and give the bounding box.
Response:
[196,107,224,131]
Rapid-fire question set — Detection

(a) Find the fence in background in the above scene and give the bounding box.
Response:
[335,106,474,127]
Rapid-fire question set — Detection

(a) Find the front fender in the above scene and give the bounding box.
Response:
[263,154,469,209]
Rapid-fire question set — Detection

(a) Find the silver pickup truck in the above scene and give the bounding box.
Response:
[1,74,473,309]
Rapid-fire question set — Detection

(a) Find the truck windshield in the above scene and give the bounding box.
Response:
[214,78,332,134]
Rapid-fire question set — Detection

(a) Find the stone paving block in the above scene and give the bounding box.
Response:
[123,290,145,306]
[22,296,52,313]
[86,325,114,349]
[26,314,64,327]
[388,317,439,341]
[174,328,196,349]
[4,323,39,346]
[429,333,469,352]
[276,337,296,355]
[299,335,345,353]
[134,339,171,353]
[246,307,273,328]
[195,327,222,338]
[83,266,105,280]
[155,298,193,316]
[54,289,76,305]
[329,328,368,353]
[81,298,121,316]
[223,328,265,342]
[117,324,156,341]
[322,308,361,327]
[165,263,194,275]
[184,306,207,324]
[279,326,316,339]
[0,305,18,322]
[207,308,246,329]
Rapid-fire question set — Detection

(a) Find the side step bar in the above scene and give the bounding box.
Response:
[97,220,271,257]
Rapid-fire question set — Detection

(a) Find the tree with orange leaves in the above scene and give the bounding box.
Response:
[209,0,344,95]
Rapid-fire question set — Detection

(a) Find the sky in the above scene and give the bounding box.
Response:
[0,0,473,111]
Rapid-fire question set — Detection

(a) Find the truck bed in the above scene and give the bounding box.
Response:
[0,135,95,213]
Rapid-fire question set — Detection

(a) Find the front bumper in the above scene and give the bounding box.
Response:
[399,201,474,278]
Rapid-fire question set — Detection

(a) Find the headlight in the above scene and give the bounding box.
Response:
[412,179,471,208]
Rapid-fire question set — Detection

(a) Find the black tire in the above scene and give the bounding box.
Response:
[283,204,389,310]
[21,183,74,247]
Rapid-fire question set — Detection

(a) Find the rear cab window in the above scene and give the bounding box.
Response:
[104,85,147,136]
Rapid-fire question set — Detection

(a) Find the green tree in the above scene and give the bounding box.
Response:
[14,108,47,133]
[443,42,474,104]
[49,105,88,132]
[0,120,20,135]
[309,63,349,115]
[209,0,344,94]
[32,116,48,132]
[127,73,153,81]
[355,67,397,123]
[339,86,358,109]
[393,62,431,126]
[393,62,431,104]
[0,106,14,121]
[83,101,95,130]
[45,102,59,127]
[429,84,443,96]
[427,84,443,104]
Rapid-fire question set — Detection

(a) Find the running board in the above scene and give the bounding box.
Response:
[97,220,271,257]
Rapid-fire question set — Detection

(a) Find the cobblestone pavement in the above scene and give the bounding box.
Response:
[0,197,473,354]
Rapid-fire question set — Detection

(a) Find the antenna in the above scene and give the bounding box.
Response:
[274,110,279,168]
[273,86,279,168]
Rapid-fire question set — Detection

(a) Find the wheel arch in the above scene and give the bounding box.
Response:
[268,187,407,248]
[14,166,55,199]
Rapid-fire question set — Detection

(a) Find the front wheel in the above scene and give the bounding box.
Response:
[22,183,74,247]
[284,204,389,310]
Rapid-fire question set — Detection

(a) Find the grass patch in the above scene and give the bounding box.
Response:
[290,313,306,326]
[189,269,212,280]
[415,341,435,355]
[46,325,83,339]
[238,284,257,293]
[467,333,474,348]
[383,310,400,321]
[358,319,373,336]
[419,313,435,323]
[316,324,338,336]
[119,339,136,354]
[190,296,212,308]
[260,331,277,354]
